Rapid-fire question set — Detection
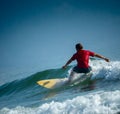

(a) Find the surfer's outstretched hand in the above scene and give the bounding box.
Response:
[62,65,67,69]
[104,58,110,62]
[62,59,72,69]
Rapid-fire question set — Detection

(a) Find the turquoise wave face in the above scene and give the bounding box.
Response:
[0,67,70,109]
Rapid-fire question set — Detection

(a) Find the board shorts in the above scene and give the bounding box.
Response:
[73,66,92,74]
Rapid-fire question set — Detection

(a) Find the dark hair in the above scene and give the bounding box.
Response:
[75,43,83,51]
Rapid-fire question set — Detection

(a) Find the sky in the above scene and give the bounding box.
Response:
[0,0,120,71]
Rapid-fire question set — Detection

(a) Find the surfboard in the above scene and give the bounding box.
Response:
[37,78,68,89]
[37,72,92,89]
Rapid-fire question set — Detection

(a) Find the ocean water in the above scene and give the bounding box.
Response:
[0,60,120,114]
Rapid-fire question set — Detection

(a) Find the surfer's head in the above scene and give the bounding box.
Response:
[75,43,83,51]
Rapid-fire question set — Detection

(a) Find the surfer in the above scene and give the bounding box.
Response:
[62,43,109,82]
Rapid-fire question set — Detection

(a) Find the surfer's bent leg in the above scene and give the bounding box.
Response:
[68,71,76,84]
[67,66,92,84]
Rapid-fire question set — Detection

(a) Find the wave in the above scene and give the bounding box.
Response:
[0,67,70,97]
[0,60,120,112]
[0,67,70,109]
[1,90,120,114]
[1,61,120,97]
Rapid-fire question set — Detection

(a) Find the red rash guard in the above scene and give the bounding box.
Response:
[71,50,95,68]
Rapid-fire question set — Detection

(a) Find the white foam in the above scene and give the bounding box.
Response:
[1,90,120,114]
[90,60,120,80]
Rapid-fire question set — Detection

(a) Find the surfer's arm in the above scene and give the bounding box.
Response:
[94,53,109,62]
[62,58,73,69]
